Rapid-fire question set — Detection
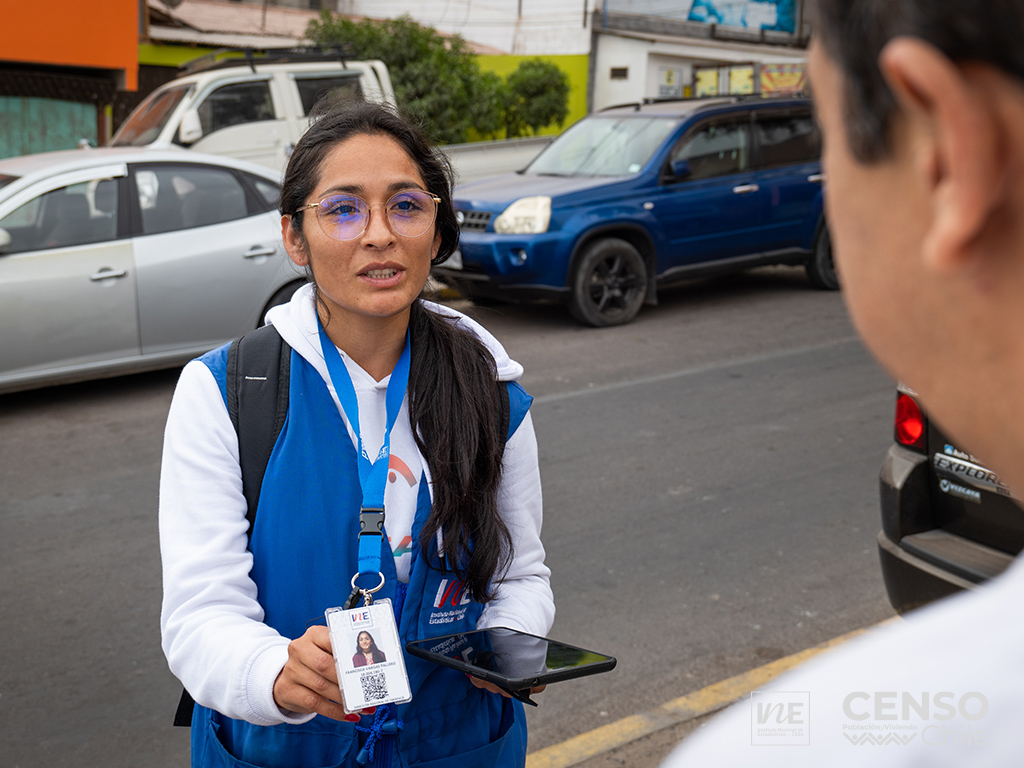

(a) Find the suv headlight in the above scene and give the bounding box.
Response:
[493,196,551,234]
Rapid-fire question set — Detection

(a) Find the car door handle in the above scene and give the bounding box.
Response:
[732,184,760,194]
[808,173,824,183]
[89,268,127,281]
[244,246,277,259]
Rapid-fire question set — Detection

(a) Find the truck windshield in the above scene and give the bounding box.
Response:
[526,116,679,177]
[112,85,193,147]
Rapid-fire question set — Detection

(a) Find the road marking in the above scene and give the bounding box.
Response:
[526,618,898,768]
[532,336,863,406]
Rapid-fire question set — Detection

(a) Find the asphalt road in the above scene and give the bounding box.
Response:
[0,266,897,766]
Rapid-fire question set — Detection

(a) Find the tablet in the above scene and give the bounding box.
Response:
[405,627,616,694]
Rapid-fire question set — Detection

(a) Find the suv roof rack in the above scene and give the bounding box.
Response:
[179,44,358,76]
[598,94,737,113]
[598,91,809,113]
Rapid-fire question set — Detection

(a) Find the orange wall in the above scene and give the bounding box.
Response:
[3,0,139,90]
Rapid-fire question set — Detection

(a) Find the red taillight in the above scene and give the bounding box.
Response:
[895,392,926,451]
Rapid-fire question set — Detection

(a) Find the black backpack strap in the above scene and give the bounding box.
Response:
[499,380,511,444]
[173,689,195,727]
[174,325,291,727]
[226,324,292,537]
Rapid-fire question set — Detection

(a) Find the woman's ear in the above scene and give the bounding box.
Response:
[879,37,1006,273]
[282,214,310,267]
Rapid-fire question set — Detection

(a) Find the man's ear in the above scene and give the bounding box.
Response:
[879,37,1005,273]
[282,214,310,267]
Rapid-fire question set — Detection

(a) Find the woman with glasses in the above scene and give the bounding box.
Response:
[159,102,553,767]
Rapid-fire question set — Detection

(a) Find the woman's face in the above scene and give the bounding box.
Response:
[358,632,372,651]
[283,132,440,330]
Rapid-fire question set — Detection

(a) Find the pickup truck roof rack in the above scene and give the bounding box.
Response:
[179,45,358,76]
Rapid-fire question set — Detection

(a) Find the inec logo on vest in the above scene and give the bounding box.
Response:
[430,578,472,626]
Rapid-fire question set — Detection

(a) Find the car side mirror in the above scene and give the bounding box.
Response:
[0,227,11,254]
[670,159,692,180]
[178,109,203,145]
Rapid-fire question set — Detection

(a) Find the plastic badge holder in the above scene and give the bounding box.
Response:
[326,599,412,713]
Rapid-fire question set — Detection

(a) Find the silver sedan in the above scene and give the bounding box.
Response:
[0,147,304,393]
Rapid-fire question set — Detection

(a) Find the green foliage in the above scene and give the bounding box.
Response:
[306,14,572,143]
[504,58,571,138]
[306,12,504,144]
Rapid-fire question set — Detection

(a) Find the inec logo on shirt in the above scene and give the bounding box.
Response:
[750,691,810,745]
[429,578,472,626]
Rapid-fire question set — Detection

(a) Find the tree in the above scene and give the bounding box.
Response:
[306,13,504,145]
[504,58,570,138]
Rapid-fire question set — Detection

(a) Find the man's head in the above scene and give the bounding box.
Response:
[808,1,1024,487]
[811,0,1024,163]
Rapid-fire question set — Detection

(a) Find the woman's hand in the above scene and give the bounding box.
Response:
[273,626,375,722]
[466,674,546,699]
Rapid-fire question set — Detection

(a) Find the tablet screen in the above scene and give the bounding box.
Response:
[406,627,615,688]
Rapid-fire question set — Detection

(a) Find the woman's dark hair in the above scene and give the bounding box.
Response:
[407,301,510,602]
[281,101,511,602]
[812,0,1024,163]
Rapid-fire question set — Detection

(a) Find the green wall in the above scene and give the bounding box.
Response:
[476,54,589,138]
[0,97,97,160]
[138,44,235,68]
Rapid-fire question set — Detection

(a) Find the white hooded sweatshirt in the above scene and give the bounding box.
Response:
[159,284,554,726]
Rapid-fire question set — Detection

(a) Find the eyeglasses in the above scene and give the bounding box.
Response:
[296,189,442,241]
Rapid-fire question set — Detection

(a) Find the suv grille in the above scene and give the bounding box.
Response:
[457,209,492,233]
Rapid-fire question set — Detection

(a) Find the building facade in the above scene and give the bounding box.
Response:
[0,0,140,158]
[330,1,808,114]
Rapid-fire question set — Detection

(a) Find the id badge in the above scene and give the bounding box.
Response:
[326,599,412,713]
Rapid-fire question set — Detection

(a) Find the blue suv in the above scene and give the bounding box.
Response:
[435,96,833,327]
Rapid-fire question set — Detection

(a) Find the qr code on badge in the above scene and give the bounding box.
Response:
[359,670,388,702]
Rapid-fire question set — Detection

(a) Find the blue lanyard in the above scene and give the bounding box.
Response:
[318,321,411,581]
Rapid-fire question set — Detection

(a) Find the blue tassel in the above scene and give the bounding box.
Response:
[355,705,404,767]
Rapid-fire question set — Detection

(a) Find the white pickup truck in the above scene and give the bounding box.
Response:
[110,55,395,173]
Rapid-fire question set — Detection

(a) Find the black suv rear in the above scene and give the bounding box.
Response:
[878,385,1023,613]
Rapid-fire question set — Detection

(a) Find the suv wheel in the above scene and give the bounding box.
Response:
[569,238,648,327]
[806,224,839,290]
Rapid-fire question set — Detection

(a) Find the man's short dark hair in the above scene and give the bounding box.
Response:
[812,0,1024,163]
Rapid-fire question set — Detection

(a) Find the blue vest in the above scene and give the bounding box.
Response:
[190,344,534,768]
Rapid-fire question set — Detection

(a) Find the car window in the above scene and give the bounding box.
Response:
[196,81,276,136]
[295,76,363,115]
[754,111,820,169]
[243,173,280,212]
[111,84,192,147]
[135,166,249,235]
[527,116,679,177]
[670,119,748,180]
[0,178,119,254]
